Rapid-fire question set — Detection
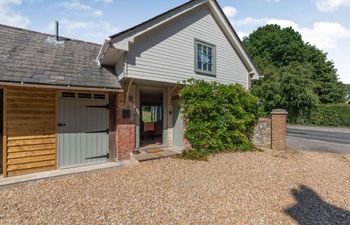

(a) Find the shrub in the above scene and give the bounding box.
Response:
[302,104,350,127]
[178,79,258,160]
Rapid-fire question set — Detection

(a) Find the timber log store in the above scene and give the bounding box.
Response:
[1,87,113,177]
[0,24,120,177]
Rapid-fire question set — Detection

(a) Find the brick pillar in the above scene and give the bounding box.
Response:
[116,91,136,160]
[271,109,288,151]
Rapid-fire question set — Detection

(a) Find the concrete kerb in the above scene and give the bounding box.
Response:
[0,159,137,188]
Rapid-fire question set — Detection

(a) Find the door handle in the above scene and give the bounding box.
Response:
[58,123,66,127]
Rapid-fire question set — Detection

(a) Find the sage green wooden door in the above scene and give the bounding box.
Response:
[58,94,108,168]
[173,101,183,148]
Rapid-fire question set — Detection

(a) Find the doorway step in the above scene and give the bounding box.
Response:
[132,147,180,162]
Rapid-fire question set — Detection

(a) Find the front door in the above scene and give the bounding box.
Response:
[58,92,109,168]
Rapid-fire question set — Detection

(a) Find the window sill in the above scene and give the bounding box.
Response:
[195,70,216,77]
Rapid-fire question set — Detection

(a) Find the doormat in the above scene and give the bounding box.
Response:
[144,149,164,153]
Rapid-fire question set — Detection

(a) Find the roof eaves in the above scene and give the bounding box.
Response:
[109,0,204,41]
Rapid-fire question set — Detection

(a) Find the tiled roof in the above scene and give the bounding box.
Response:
[0,24,120,90]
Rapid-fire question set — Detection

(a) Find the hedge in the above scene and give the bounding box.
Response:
[301,104,350,127]
[177,79,258,160]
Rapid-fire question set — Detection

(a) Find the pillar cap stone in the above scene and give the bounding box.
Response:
[271,109,288,115]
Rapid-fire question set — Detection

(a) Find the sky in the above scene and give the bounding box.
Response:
[1,0,350,83]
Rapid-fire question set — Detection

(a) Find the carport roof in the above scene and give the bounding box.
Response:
[0,24,121,90]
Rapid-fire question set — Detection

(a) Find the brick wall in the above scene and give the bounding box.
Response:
[271,109,288,151]
[116,91,136,160]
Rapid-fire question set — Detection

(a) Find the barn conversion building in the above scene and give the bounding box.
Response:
[0,0,259,177]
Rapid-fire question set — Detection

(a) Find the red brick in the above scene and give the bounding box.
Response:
[115,92,135,160]
[271,109,288,151]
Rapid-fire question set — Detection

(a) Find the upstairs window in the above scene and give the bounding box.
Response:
[195,39,216,76]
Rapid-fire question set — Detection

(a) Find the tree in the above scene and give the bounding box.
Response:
[244,24,345,111]
[280,63,319,121]
[344,84,350,98]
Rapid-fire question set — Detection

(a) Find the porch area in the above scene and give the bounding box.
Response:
[132,147,181,162]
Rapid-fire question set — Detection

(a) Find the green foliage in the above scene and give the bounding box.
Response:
[280,63,319,121]
[243,24,345,120]
[299,104,350,127]
[345,84,350,98]
[178,79,258,160]
[252,62,319,121]
[180,148,209,161]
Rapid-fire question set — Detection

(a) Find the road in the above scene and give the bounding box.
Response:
[287,125,350,154]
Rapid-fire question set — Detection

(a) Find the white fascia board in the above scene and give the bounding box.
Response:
[112,39,130,51]
[96,39,111,63]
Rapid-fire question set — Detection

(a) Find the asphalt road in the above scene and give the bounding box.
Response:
[287,125,350,154]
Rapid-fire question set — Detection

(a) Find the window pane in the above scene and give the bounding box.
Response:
[208,55,212,64]
[203,46,207,55]
[197,52,202,63]
[203,63,207,71]
[197,62,202,70]
[208,64,212,72]
[198,44,202,52]
[208,47,212,56]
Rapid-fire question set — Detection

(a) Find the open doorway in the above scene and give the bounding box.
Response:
[0,89,3,175]
[140,88,163,148]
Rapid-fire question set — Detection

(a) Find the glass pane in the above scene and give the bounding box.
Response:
[208,55,212,64]
[208,64,212,72]
[203,46,207,54]
[208,47,212,56]
[142,105,162,122]
[203,63,207,71]
[197,52,202,63]
[198,44,202,52]
[197,62,202,70]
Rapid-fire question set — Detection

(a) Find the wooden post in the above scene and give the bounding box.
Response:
[271,109,288,151]
[109,92,117,161]
[2,87,7,177]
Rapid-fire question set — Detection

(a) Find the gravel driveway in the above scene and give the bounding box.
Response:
[0,149,350,225]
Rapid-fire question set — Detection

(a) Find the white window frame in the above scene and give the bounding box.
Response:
[194,39,216,76]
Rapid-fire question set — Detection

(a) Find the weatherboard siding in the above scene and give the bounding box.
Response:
[126,6,249,87]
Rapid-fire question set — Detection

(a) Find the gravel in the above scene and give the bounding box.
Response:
[0,149,350,225]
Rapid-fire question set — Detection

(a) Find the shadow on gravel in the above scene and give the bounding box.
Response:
[285,185,350,225]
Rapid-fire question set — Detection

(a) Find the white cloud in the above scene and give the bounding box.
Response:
[239,18,350,50]
[62,0,104,16]
[222,6,237,18]
[237,31,249,40]
[300,22,350,49]
[236,17,267,26]
[315,0,350,12]
[94,0,113,4]
[234,17,350,82]
[48,19,118,43]
[0,0,30,28]
[235,17,297,28]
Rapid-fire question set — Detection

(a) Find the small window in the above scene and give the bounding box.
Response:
[94,94,106,99]
[195,40,216,76]
[78,93,92,99]
[62,92,75,98]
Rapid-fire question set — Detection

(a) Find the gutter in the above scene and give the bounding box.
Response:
[0,81,123,92]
